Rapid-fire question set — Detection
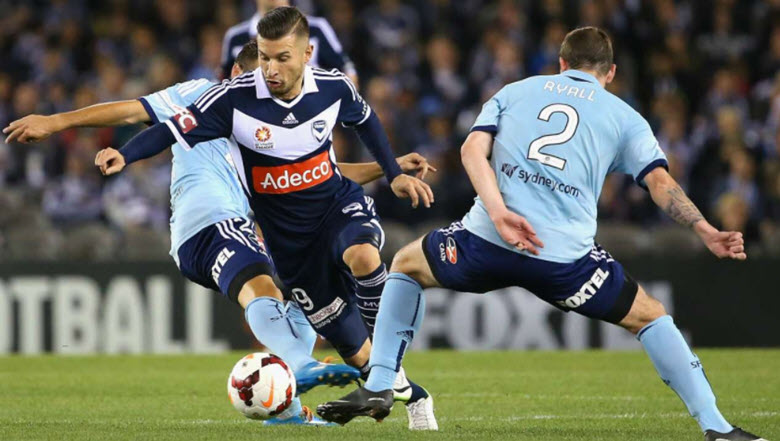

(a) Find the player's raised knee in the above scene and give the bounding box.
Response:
[343,243,382,276]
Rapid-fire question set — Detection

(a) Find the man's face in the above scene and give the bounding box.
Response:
[257,32,312,98]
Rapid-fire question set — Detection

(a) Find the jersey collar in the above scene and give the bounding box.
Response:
[563,69,602,88]
[255,65,319,108]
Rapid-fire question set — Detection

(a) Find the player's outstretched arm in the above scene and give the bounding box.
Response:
[644,167,746,260]
[94,122,176,176]
[3,101,150,144]
[338,153,437,185]
[461,131,543,254]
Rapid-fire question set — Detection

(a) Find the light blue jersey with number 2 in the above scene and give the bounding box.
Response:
[139,79,251,258]
[462,70,668,263]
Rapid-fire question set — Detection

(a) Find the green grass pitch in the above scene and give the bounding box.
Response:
[1,350,778,440]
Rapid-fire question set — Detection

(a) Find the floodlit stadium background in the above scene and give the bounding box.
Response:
[0,0,779,354]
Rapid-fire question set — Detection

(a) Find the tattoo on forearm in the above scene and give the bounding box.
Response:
[664,186,704,228]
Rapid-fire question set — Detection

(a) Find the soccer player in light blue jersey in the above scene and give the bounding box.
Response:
[5,41,433,427]
[318,27,767,441]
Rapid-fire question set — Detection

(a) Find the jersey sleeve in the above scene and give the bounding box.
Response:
[163,82,233,151]
[138,85,179,124]
[337,75,372,127]
[470,88,506,134]
[612,115,669,188]
[138,80,211,124]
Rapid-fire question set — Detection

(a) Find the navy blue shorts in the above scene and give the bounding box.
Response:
[272,196,383,358]
[176,217,275,303]
[422,222,637,324]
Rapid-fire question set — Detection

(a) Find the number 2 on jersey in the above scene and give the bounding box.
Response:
[527,103,579,170]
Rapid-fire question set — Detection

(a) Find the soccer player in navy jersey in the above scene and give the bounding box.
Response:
[94,7,438,430]
[221,0,357,85]
[6,40,433,426]
[317,27,767,441]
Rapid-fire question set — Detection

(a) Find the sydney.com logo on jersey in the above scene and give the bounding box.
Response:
[500,163,582,198]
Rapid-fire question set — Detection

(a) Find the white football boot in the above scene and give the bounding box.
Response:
[405,395,438,431]
[393,367,438,430]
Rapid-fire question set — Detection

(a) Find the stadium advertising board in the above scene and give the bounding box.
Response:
[1,259,778,354]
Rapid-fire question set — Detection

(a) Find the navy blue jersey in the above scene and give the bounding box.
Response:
[163,66,369,246]
[221,13,356,79]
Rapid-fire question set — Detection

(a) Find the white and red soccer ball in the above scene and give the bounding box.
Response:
[227,352,296,420]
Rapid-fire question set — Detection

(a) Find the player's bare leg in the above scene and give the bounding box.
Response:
[389,237,440,289]
[618,285,765,440]
[616,284,667,334]
[319,237,439,429]
[237,274,284,306]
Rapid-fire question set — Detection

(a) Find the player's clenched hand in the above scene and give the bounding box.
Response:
[391,174,435,208]
[696,223,747,260]
[397,153,437,180]
[3,114,59,144]
[94,148,126,176]
[491,209,544,255]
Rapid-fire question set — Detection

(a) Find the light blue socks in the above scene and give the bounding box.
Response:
[638,315,732,433]
[365,273,425,392]
[244,297,317,373]
[286,301,318,355]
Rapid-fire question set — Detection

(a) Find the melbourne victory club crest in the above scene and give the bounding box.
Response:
[254,126,274,150]
[312,120,328,142]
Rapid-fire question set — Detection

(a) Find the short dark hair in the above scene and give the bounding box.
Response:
[235,40,258,71]
[257,6,309,41]
[559,26,613,75]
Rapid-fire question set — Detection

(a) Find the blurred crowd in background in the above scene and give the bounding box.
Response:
[1,0,779,261]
